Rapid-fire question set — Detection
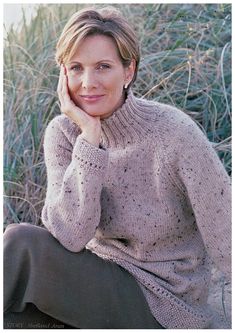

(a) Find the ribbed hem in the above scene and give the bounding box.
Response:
[86,248,213,329]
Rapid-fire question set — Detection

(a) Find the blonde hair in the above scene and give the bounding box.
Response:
[55,6,140,86]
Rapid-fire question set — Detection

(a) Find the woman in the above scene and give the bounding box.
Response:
[4,6,231,329]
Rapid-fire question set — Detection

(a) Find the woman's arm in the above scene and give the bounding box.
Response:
[173,116,231,279]
[41,116,108,252]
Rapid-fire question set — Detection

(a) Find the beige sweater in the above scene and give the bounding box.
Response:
[41,90,231,329]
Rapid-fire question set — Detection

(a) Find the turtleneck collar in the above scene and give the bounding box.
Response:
[100,90,157,148]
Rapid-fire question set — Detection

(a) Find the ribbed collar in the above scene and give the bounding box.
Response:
[100,90,157,148]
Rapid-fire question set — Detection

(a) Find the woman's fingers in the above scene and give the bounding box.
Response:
[57,65,65,107]
[58,65,72,111]
[57,65,63,95]
[61,65,67,95]
[61,69,72,106]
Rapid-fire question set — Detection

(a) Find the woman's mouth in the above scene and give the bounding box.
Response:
[80,95,105,103]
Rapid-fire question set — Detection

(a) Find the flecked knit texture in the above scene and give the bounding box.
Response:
[41,90,231,329]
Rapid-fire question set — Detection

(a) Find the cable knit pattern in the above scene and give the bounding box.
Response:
[42,90,231,329]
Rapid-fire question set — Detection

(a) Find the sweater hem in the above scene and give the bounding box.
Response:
[87,248,213,329]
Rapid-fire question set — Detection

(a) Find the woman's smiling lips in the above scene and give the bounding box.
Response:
[80,95,105,103]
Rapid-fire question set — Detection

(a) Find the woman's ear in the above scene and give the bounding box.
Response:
[125,59,136,84]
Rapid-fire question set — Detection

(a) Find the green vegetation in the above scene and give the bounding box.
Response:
[4,3,231,226]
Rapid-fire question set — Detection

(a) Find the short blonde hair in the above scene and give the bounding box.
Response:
[55,6,140,86]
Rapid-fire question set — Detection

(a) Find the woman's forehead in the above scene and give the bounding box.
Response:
[68,35,121,64]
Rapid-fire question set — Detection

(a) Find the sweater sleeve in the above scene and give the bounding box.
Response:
[41,117,108,252]
[166,113,231,279]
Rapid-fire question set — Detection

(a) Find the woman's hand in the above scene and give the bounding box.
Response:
[57,65,101,147]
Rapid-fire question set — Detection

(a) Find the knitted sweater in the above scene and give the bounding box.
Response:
[41,90,231,329]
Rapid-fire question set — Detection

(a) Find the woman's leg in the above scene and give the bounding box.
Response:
[4,223,163,329]
[4,303,75,329]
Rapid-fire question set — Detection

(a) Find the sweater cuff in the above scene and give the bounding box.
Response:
[72,136,108,172]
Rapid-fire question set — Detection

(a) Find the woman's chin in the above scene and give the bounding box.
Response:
[80,104,112,118]
[74,98,117,119]
[75,100,102,116]
[82,107,102,117]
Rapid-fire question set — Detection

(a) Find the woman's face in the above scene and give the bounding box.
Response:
[65,34,135,119]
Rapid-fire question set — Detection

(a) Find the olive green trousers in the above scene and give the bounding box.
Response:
[4,223,164,329]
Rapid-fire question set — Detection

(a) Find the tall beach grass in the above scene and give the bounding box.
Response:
[4,3,231,227]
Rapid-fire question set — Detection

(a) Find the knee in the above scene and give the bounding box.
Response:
[4,223,41,250]
[5,222,34,237]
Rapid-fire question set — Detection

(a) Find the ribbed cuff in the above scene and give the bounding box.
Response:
[72,136,108,173]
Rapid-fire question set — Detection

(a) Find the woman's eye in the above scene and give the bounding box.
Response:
[69,64,110,72]
[98,64,110,70]
[70,65,82,72]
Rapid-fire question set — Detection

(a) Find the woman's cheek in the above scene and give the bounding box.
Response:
[67,76,79,98]
[66,76,81,107]
[67,74,79,91]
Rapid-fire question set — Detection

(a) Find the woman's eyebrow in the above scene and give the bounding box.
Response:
[67,59,116,65]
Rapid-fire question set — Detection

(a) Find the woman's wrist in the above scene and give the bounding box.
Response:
[79,130,101,148]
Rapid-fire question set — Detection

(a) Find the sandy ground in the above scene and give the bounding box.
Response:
[207,266,231,329]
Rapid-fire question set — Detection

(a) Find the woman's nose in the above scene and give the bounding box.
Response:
[81,70,97,89]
